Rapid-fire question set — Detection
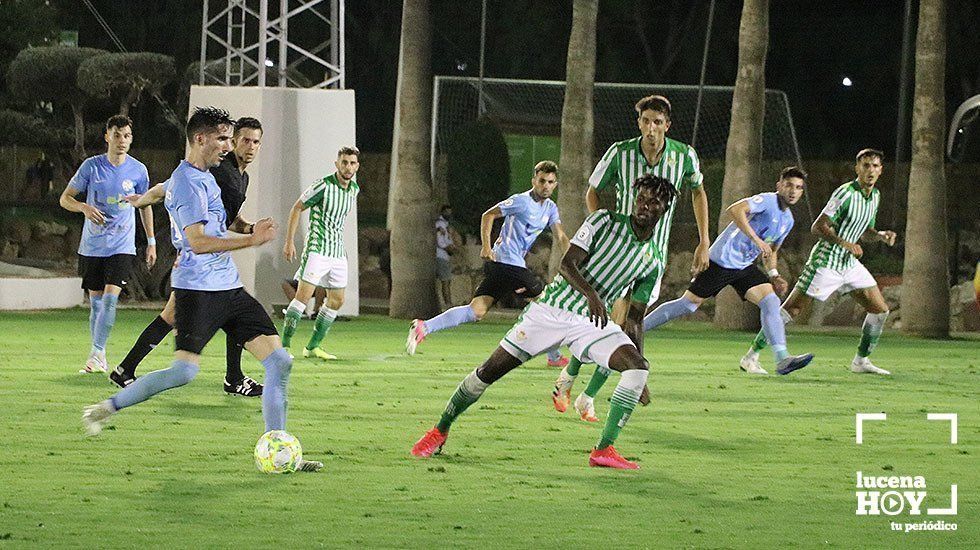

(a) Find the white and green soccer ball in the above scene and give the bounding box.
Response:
[254,430,302,474]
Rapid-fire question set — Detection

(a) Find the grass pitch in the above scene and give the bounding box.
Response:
[0,309,975,548]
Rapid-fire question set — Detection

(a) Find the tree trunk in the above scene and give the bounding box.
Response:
[71,102,86,163]
[119,86,142,117]
[548,0,597,277]
[714,0,769,331]
[388,0,439,319]
[902,0,949,337]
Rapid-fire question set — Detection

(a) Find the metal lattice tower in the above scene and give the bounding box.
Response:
[200,0,345,88]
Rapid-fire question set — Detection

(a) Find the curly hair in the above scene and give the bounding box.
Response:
[633,173,678,210]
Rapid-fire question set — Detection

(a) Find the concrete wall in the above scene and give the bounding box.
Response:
[188,86,359,315]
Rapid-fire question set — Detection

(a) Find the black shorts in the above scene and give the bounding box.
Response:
[474,261,544,302]
[688,261,770,300]
[173,288,278,354]
[78,254,134,291]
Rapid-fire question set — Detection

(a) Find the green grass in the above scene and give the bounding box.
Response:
[0,309,976,548]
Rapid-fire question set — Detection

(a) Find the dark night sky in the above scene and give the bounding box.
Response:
[60,0,980,160]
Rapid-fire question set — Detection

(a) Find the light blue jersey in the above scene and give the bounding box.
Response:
[492,190,561,268]
[710,192,794,270]
[69,154,149,257]
[165,161,242,291]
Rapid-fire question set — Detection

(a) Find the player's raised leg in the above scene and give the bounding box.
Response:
[407,295,490,355]
[411,347,521,457]
[590,344,649,470]
[111,292,176,386]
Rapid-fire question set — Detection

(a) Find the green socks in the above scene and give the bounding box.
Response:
[749,329,768,353]
[566,356,582,377]
[857,312,888,358]
[281,305,303,347]
[597,369,648,449]
[436,370,490,433]
[584,365,612,398]
[306,307,337,350]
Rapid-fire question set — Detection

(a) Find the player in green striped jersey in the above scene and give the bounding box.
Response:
[411,175,678,470]
[741,149,898,375]
[556,94,711,420]
[281,146,360,360]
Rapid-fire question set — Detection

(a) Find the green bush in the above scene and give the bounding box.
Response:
[446,118,511,235]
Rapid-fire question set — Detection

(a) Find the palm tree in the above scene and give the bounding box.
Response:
[902,0,949,337]
[548,0,598,276]
[714,0,769,330]
[388,0,439,319]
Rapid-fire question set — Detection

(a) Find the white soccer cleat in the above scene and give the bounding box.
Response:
[80,352,108,374]
[405,319,426,356]
[739,353,768,374]
[82,400,115,436]
[573,393,600,423]
[296,459,323,472]
[851,357,890,375]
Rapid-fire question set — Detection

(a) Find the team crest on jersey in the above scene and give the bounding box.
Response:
[666,155,677,168]
[515,330,527,342]
[753,196,765,204]
[122,179,135,192]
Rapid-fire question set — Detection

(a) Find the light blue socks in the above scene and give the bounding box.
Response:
[88,295,103,344]
[92,294,118,353]
[424,305,478,335]
[759,293,789,362]
[643,295,699,331]
[110,359,200,410]
[261,348,293,431]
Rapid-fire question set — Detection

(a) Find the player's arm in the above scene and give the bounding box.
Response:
[125,182,167,208]
[480,205,504,261]
[860,227,897,246]
[585,186,601,213]
[184,218,276,254]
[551,222,570,255]
[559,244,607,328]
[586,144,620,213]
[623,297,647,355]
[60,185,106,225]
[138,202,156,267]
[691,184,710,274]
[812,214,862,257]
[282,199,309,261]
[726,198,772,258]
[764,243,788,295]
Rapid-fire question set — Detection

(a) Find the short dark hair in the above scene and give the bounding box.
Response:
[338,146,360,158]
[105,115,132,132]
[635,95,672,119]
[185,106,234,142]
[780,166,807,181]
[633,173,678,209]
[234,116,262,135]
[855,148,884,163]
[533,160,558,175]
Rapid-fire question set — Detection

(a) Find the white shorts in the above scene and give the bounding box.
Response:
[499,302,635,369]
[795,260,876,302]
[295,253,348,289]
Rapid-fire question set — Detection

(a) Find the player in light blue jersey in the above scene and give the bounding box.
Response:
[82,107,320,471]
[60,115,155,375]
[407,161,570,367]
[641,167,813,374]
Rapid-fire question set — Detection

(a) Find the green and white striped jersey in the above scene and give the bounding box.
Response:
[589,136,702,264]
[807,180,880,271]
[299,173,359,259]
[539,210,663,317]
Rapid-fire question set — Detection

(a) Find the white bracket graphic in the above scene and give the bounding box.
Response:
[927,485,958,515]
[926,413,958,444]
[855,413,887,444]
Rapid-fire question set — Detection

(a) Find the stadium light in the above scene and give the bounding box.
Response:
[842,77,853,87]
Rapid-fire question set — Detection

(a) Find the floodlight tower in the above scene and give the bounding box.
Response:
[199,0,345,88]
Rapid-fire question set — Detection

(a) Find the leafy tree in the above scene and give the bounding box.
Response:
[78,52,176,116]
[7,46,105,162]
[445,119,510,235]
[0,0,59,75]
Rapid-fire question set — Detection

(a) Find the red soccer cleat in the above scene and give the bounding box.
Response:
[547,355,570,368]
[410,427,447,458]
[589,446,639,469]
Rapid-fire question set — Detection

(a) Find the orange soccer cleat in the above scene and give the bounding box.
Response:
[589,446,639,470]
[410,427,447,458]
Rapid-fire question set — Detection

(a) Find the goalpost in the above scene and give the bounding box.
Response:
[431,76,807,221]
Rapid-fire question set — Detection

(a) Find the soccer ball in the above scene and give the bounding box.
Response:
[254,430,303,474]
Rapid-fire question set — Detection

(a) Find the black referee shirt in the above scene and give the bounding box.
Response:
[210,154,249,223]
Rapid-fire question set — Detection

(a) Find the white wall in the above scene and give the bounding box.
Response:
[0,278,84,310]
[187,86,359,315]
